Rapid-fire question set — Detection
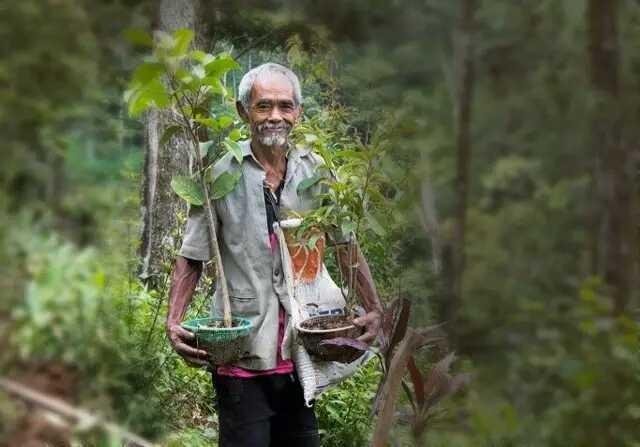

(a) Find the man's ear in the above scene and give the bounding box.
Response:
[236,101,249,123]
[294,104,304,125]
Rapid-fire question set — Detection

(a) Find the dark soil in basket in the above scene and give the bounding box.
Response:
[204,320,242,328]
[302,315,355,330]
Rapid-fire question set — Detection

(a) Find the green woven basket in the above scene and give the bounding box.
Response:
[182,317,252,365]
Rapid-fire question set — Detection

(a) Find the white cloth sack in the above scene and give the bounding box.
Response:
[275,222,372,407]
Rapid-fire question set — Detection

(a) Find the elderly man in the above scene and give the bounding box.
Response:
[166,63,382,446]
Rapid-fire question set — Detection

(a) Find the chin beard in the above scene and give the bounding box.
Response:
[255,122,292,149]
[258,133,288,148]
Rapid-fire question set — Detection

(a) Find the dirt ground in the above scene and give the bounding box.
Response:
[1,361,77,447]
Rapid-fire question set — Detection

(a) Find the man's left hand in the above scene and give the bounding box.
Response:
[353,311,382,346]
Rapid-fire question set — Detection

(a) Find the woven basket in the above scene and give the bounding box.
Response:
[181,317,252,365]
[297,314,365,363]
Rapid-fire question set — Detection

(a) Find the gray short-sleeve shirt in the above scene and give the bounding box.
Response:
[178,140,330,370]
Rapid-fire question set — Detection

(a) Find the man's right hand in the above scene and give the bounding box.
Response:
[166,322,210,368]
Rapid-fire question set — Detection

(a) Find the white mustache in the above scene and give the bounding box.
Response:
[257,124,289,132]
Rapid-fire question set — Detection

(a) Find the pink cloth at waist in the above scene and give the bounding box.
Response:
[216,305,293,378]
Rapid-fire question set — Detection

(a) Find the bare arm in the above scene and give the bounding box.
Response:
[165,256,210,367]
[336,241,383,344]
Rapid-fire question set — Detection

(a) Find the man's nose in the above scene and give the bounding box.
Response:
[268,106,283,123]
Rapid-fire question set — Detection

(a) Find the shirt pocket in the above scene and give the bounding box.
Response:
[228,286,260,318]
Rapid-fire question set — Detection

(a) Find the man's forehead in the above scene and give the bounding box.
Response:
[251,73,295,101]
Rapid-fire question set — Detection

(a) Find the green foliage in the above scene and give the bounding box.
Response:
[3,1,640,445]
[289,107,393,245]
[316,358,382,447]
[125,28,244,205]
[211,170,242,200]
[171,175,205,206]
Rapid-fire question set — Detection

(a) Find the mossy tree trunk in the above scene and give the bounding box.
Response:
[139,0,208,285]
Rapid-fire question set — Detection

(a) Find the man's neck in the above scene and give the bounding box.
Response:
[250,137,288,171]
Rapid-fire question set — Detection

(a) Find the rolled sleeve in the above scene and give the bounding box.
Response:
[178,205,218,261]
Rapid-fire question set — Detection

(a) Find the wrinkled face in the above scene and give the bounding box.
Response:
[239,73,301,149]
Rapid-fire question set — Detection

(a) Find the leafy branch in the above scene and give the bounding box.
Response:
[124,28,244,327]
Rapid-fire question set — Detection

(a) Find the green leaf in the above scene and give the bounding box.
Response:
[297,174,322,193]
[190,50,215,65]
[132,62,164,84]
[172,29,194,56]
[123,28,153,47]
[191,64,206,79]
[202,77,226,95]
[304,133,318,143]
[126,78,170,117]
[341,221,356,238]
[306,233,322,250]
[223,139,243,163]
[205,55,240,78]
[229,128,243,141]
[365,211,385,236]
[171,175,204,205]
[199,141,214,158]
[212,171,242,200]
[217,115,234,129]
[160,125,182,146]
[195,117,218,131]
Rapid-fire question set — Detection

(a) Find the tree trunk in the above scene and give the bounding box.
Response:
[586,0,632,313]
[139,0,207,284]
[448,0,476,326]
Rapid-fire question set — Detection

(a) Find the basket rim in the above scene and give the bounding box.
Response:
[182,317,252,333]
[295,318,357,334]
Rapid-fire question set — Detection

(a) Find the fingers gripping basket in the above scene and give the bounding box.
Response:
[181,317,252,365]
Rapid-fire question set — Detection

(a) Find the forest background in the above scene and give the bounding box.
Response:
[0,1,639,446]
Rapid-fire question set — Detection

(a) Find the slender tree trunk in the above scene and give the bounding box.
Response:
[447,0,476,326]
[139,0,207,284]
[587,0,632,313]
[418,176,442,275]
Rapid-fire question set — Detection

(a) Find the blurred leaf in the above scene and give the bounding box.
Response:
[229,128,243,141]
[217,115,234,129]
[205,55,240,78]
[126,79,170,117]
[223,139,243,163]
[190,50,215,65]
[202,77,225,95]
[171,175,204,205]
[199,141,214,158]
[123,28,153,47]
[171,29,194,56]
[195,117,218,131]
[407,356,425,407]
[211,171,241,200]
[306,232,323,250]
[132,62,164,84]
[297,173,323,193]
[365,211,385,236]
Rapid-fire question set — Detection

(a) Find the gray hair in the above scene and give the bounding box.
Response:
[237,63,303,110]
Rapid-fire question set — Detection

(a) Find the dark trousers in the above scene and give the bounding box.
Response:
[212,372,320,447]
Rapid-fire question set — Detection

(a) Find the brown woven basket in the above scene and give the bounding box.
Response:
[297,314,366,363]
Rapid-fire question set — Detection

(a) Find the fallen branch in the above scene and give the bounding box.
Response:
[0,377,156,447]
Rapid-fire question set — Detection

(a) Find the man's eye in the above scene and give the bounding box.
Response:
[256,104,271,112]
[280,104,294,113]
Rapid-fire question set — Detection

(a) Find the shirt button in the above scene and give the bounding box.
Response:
[274,268,280,276]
